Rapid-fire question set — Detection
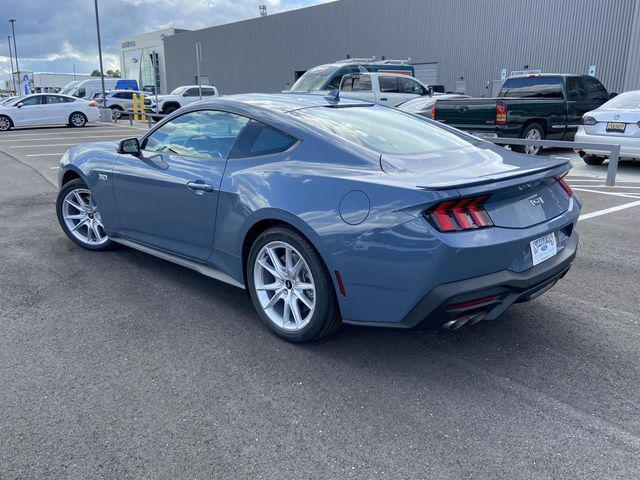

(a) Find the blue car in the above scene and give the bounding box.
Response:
[56,93,580,342]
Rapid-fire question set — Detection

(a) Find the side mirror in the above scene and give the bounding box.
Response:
[118,137,141,156]
[609,92,619,99]
[16,102,23,108]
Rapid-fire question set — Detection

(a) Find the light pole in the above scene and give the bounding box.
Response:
[73,64,76,81]
[9,19,19,94]
[93,0,106,102]
[7,35,15,93]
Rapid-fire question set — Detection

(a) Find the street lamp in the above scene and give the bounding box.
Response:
[9,19,19,93]
[6,35,15,93]
[93,0,106,102]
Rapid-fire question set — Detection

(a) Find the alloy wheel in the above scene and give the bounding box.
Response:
[71,113,86,127]
[0,116,10,131]
[524,128,542,155]
[61,188,109,246]
[253,241,316,331]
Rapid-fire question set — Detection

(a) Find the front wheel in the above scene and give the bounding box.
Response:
[56,179,113,251]
[513,123,545,155]
[68,112,87,127]
[0,114,12,131]
[247,227,341,342]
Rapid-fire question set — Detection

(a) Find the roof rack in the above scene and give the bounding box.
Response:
[334,57,412,65]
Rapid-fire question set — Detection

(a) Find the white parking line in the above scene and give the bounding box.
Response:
[11,143,90,148]
[572,184,640,189]
[25,153,65,157]
[49,166,60,170]
[0,134,130,142]
[579,200,640,221]
[573,187,640,199]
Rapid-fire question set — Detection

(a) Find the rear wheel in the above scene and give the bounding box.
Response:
[247,227,341,342]
[163,104,178,115]
[68,112,87,128]
[513,122,545,155]
[56,179,114,251]
[110,105,124,119]
[0,115,12,131]
[583,155,605,166]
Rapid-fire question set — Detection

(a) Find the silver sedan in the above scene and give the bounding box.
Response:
[575,90,640,165]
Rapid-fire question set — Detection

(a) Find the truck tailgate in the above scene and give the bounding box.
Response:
[434,98,499,131]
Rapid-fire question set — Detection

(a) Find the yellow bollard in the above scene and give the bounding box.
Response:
[140,93,147,122]
[132,93,139,121]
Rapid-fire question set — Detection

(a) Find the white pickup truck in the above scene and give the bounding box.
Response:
[152,85,220,117]
[339,72,432,107]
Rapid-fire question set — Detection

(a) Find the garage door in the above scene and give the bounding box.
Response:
[413,63,438,86]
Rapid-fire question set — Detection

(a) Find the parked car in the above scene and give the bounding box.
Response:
[59,78,139,100]
[339,72,432,107]
[96,89,154,119]
[289,58,415,93]
[397,94,470,116]
[151,85,219,117]
[56,93,580,342]
[574,90,640,165]
[0,93,99,131]
[433,74,611,154]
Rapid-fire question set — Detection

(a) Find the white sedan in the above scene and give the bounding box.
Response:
[575,90,640,165]
[0,93,100,131]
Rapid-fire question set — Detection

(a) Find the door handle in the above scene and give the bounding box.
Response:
[380,97,388,101]
[186,180,214,193]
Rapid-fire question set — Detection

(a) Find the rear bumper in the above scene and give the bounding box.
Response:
[345,228,578,330]
[574,129,640,159]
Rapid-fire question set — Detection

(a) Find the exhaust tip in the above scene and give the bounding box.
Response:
[442,311,487,330]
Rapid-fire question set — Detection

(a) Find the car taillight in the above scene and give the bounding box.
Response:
[555,173,573,197]
[582,115,597,126]
[496,101,507,125]
[425,195,493,232]
[88,100,96,107]
[431,105,436,120]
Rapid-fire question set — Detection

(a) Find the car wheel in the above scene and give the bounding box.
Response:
[69,112,87,128]
[110,106,123,119]
[56,178,114,251]
[513,123,545,155]
[583,155,605,166]
[163,105,178,115]
[0,114,12,131]
[247,227,341,342]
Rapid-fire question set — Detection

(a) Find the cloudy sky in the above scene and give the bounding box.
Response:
[0,0,330,79]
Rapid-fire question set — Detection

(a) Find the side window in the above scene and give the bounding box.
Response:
[21,96,44,106]
[45,95,63,104]
[398,77,427,95]
[202,88,216,96]
[325,73,344,91]
[566,77,586,101]
[123,92,135,100]
[230,120,298,159]
[341,75,373,92]
[584,77,608,101]
[183,88,200,97]
[501,77,563,98]
[62,96,75,103]
[379,76,399,93]
[143,110,249,160]
[76,88,86,98]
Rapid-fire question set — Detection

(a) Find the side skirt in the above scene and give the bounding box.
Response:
[111,238,245,289]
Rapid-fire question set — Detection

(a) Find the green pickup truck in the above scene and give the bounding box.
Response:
[432,74,611,154]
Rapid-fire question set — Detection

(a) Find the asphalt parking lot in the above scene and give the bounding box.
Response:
[1,124,640,479]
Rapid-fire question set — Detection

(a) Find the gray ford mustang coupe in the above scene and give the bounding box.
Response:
[56,93,580,342]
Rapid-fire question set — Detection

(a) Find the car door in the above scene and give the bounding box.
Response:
[564,76,606,139]
[11,95,47,126]
[377,76,406,106]
[397,76,429,105]
[44,95,70,125]
[111,109,249,261]
[339,74,376,103]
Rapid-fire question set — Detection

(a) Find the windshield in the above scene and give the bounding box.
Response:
[3,96,25,106]
[290,105,475,155]
[603,92,640,110]
[290,66,339,92]
[170,86,188,95]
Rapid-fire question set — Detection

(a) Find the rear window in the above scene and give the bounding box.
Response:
[290,105,474,155]
[501,77,563,99]
[603,92,640,110]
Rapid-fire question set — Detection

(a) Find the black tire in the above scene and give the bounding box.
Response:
[68,112,87,128]
[246,226,342,342]
[110,105,124,119]
[583,155,605,166]
[163,104,178,115]
[0,114,12,131]
[512,122,545,155]
[56,178,115,251]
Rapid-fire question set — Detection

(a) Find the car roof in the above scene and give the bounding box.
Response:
[197,93,372,114]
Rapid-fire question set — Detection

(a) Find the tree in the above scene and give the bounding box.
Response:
[90,69,101,77]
